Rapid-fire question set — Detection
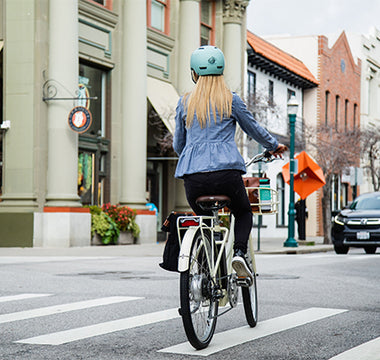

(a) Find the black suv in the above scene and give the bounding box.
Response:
[331,192,380,254]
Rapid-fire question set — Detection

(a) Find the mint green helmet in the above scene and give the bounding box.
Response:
[190,45,225,76]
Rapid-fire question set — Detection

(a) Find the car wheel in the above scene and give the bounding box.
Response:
[364,246,377,254]
[334,244,349,254]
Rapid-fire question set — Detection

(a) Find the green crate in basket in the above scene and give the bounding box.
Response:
[259,179,272,211]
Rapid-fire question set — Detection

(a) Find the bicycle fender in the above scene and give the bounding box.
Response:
[178,228,198,272]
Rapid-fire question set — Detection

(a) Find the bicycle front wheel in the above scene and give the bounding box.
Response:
[180,229,218,350]
[241,241,258,327]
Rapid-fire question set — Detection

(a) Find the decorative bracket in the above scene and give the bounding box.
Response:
[42,79,97,102]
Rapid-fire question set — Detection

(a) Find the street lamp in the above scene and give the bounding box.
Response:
[284,95,299,248]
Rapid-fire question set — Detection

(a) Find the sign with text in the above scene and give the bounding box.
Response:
[68,106,92,134]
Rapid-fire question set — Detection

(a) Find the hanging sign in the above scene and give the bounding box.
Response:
[68,106,92,133]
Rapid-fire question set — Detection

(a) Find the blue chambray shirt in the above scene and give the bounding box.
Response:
[173,92,278,178]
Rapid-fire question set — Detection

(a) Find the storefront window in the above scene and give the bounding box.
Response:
[78,63,106,137]
[78,62,110,206]
[78,152,94,205]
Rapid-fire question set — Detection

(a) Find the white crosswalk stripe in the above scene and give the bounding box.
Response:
[0,293,373,360]
[159,307,348,356]
[16,307,180,345]
[328,337,380,360]
[0,296,142,324]
[0,293,52,303]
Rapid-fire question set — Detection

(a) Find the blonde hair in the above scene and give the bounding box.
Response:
[183,75,233,128]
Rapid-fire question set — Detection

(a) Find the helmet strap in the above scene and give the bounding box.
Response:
[191,70,199,84]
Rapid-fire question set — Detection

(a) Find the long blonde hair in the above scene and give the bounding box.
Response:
[183,75,233,128]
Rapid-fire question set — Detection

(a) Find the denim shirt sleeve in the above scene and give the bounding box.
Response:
[232,94,278,152]
[173,97,186,156]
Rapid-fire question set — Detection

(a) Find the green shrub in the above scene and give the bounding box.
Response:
[86,204,140,244]
[91,211,120,245]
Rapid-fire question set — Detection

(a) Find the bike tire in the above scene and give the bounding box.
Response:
[241,243,258,327]
[180,229,218,350]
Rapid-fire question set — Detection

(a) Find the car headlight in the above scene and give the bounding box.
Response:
[334,215,345,225]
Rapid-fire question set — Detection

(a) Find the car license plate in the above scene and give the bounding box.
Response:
[356,231,370,240]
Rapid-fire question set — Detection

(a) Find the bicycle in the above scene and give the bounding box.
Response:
[176,151,279,349]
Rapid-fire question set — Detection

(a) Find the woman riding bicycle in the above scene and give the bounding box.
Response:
[173,45,286,281]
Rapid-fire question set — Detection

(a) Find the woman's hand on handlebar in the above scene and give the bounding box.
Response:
[269,143,287,158]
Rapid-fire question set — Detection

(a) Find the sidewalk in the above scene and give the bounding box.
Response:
[0,237,333,257]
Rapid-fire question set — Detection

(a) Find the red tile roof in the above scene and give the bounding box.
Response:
[247,31,318,85]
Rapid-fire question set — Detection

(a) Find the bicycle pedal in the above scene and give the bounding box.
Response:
[236,277,252,287]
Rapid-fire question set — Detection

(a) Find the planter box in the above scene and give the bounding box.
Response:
[118,231,135,245]
[91,233,103,246]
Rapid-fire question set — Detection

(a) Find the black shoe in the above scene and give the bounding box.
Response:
[232,249,253,283]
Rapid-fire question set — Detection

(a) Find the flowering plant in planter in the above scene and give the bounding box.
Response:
[102,203,140,239]
[88,206,119,245]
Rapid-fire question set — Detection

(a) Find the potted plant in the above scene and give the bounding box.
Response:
[102,203,140,244]
[88,205,120,245]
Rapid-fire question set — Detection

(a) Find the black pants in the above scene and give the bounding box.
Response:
[183,170,252,253]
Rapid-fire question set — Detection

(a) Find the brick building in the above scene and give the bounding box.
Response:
[265,32,361,238]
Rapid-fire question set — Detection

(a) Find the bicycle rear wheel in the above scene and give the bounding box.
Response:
[180,229,218,349]
[241,241,258,327]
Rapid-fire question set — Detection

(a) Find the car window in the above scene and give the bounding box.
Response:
[351,195,380,210]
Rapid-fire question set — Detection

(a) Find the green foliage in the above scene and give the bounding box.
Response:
[87,204,140,245]
[89,207,120,245]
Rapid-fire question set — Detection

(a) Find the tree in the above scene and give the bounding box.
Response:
[305,125,360,244]
[241,90,285,155]
[361,126,380,191]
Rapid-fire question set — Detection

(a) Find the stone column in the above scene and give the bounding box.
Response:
[119,0,147,209]
[0,0,37,210]
[177,0,200,95]
[175,0,200,212]
[223,0,250,95]
[33,0,91,248]
[45,0,80,207]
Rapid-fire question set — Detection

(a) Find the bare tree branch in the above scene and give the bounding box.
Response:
[361,126,380,191]
[305,124,361,243]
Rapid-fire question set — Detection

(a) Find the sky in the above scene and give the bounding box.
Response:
[246,0,380,37]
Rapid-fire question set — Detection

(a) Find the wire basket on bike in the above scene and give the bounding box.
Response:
[243,177,279,214]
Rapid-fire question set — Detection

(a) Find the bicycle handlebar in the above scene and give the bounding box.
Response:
[245,150,276,167]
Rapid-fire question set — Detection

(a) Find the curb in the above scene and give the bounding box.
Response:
[256,245,334,255]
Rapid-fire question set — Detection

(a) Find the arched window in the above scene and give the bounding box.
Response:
[335,95,340,131]
[344,99,349,132]
[353,103,358,131]
[325,91,330,125]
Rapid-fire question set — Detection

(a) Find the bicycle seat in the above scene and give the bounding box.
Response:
[196,195,231,211]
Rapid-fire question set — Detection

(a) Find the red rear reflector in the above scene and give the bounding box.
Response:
[179,219,200,227]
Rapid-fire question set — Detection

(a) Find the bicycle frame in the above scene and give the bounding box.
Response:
[177,214,256,279]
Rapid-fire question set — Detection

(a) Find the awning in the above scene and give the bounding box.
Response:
[147,76,179,135]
